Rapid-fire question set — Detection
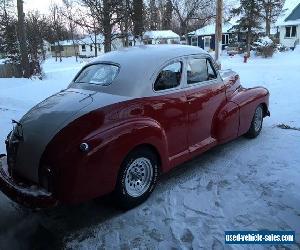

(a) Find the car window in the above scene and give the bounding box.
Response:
[187,58,207,84]
[154,62,182,91]
[75,64,119,85]
[187,58,217,84]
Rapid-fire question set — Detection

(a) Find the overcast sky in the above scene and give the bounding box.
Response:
[24,0,63,14]
[23,0,240,14]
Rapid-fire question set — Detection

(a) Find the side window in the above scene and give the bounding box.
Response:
[154,62,182,91]
[187,58,217,84]
[187,58,207,84]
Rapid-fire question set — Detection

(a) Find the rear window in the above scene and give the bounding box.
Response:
[74,64,119,85]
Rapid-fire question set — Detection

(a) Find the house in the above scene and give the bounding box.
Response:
[143,30,180,45]
[50,34,105,58]
[188,22,234,51]
[50,39,79,57]
[77,34,105,57]
[276,0,300,49]
[188,20,278,52]
[50,33,136,58]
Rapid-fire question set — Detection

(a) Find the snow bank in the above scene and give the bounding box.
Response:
[254,36,274,47]
[143,30,180,39]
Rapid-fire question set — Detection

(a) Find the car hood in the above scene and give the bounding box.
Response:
[11,88,131,183]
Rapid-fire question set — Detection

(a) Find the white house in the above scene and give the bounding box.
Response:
[143,30,180,45]
[77,34,105,57]
[276,0,300,49]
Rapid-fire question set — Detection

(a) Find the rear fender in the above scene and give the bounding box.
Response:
[54,118,168,203]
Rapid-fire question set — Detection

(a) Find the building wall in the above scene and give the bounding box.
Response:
[189,33,232,51]
[51,45,79,57]
[78,43,104,57]
[279,25,300,48]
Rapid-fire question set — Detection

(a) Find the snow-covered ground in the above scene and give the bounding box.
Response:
[0,52,299,249]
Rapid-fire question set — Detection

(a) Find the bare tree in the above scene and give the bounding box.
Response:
[172,0,215,39]
[26,11,46,74]
[17,0,30,77]
[79,0,124,52]
[49,4,66,62]
[62,0,79,61]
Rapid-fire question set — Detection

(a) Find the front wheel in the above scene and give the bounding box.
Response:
[245,104,264,138]
[115,147,159,209]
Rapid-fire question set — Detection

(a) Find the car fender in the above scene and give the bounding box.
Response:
[211,100,240,143]
[43,116,169,204]
[229,86,269,136]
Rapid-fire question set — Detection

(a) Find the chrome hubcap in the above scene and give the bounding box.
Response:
[254,106,263,132]
[125,157,153,197]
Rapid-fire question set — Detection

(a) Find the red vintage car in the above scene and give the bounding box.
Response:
[0,45,270,209]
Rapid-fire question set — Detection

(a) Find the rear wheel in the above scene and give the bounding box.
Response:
[245,104,264,138]
[115,147,159,209]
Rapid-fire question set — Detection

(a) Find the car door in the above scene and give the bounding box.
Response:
[184,56,226,154]
[146,60,189,168]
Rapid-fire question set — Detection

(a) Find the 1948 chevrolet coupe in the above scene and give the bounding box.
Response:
[0,45,270,209]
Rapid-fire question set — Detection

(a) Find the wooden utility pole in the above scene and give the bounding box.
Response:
[215,0,223,67]
[17,0,30,77]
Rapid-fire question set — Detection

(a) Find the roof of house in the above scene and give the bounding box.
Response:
[189,22,234,36]
[143,30,180,40]
[53,34,105,46]
[276,0,300,26]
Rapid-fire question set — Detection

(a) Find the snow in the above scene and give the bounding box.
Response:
[276,0,300,26]
[254,36,274,47]
[0,51,300,249]
[143,30,180,39]
[54,34,105,46]
[191,22,234,36]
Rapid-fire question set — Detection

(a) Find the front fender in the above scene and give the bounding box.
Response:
[230,86,269,136]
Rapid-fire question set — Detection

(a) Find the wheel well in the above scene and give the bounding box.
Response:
[260,103,269,117]
[129,144,162,174]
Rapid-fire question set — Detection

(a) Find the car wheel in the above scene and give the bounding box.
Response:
[245,104,264,138]
[115,147,159,209]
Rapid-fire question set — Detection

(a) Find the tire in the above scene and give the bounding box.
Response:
[245,104,264,139]
[115,147,159,209]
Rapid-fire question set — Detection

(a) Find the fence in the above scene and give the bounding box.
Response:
[0,63,22,78]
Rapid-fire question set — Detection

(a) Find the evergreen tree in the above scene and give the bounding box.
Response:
[231,0,262,56]
[162,0,173,30]
[132,0,144,36]
[149,0,159,30]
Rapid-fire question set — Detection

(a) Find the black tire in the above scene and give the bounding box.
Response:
[115,147,159,209]
[245,104,264,139]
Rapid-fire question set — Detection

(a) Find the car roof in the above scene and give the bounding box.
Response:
[92,45,208,67]
[71,45,211,97]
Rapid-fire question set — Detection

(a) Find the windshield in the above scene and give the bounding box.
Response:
[74,64,119,85]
